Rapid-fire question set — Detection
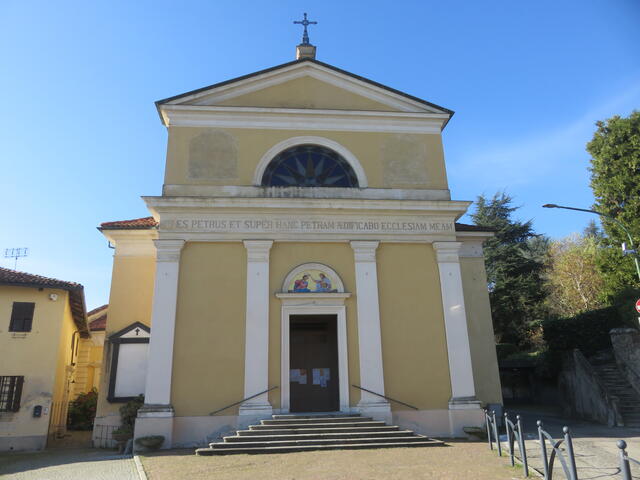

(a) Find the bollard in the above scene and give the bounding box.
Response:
[516,415,529,477]
[618,440,632,480]
[563,426,578,480]
[537,421,550,480]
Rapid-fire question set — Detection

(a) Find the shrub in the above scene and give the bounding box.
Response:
[542,306,626,357]
[119,395,144,430]
[67,388,98,430]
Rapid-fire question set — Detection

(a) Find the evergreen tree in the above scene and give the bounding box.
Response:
[587,111,640,299]
[471,192,548,348]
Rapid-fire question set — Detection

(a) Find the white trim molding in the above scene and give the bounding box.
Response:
[278,295,350,414]
[281,262,345,292]
[253,136,368,188]
[159,105,448,133]
[432,241,481,410]
[350,241,391,418]
[239,240,274,416]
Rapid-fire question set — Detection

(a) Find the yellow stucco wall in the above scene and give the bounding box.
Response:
[268,242,360,408]
[377,243,452,410]
[94,255,156,421]
[72,338,103,398]
[214,76,398,112]
[460,256,502,405]
[171,243,246,416]
[164,127,448,190]
[49,297,77,435]
[0,287,73,444]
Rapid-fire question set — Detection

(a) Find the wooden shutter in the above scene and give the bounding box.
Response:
[9,302,35,332]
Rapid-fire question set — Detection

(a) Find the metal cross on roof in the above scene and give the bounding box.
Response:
[293,13,317,45]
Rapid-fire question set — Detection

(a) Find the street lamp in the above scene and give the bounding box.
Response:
[542,203,640,282]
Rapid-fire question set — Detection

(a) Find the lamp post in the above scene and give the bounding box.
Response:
[542,203,640,283]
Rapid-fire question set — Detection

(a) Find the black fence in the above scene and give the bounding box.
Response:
[483,409,638,480]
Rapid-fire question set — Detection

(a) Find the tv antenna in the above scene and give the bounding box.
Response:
[4,248,28,270]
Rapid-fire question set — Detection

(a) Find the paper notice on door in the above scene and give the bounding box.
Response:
[290,368,307,384]
[312,368,330,387]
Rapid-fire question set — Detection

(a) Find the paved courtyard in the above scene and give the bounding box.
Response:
[139,442,527,480]
[0,448,139,480]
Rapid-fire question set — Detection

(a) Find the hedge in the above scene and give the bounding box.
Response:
[542,306,626,356]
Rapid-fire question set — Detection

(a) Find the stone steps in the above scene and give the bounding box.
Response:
[592,360,640,427]
[196,413,444,455]
[223,430,419,443]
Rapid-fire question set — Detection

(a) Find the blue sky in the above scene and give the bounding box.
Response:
[1,0,639,309]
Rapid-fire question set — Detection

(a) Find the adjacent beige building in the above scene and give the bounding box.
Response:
[93,44,502,449]
[0,267,89,451]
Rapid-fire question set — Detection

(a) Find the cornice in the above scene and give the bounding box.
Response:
[159,105,447,133]
[160,185,451,201]
[143,195,471,216]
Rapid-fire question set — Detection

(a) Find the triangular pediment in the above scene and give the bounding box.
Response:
[157,59,453,117]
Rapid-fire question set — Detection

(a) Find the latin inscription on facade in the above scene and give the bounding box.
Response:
[160,216,455,236]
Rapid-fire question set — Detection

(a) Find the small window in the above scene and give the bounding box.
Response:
[9,302,35,332]
[0,376,24,412]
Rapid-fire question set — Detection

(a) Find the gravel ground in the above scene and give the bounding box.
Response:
[0,448,139,480]
[139,441,527,480]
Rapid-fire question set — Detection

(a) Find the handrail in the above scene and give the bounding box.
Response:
[352,384,418,410]
[209,386,278,416]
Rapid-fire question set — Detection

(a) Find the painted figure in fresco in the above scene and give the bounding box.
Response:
[293,274,311,292]
[311,273,332,292]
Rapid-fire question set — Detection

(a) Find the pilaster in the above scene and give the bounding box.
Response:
[432,241,481,410]
[135,238,184,449]
[350,241,391,418]
[239,240,274,416]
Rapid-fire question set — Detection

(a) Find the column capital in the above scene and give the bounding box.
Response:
[243,240,273,262]
[153,239,185,262]
[432,241,463,263]
[350,241,379,262]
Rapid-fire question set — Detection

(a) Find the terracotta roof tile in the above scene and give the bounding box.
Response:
[99,217,157,230]
[87,304,108,317]
[0,267,83,290]
[0,267,89,337]
[89,313,107,331]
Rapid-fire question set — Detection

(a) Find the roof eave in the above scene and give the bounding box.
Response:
[154,57,454,128]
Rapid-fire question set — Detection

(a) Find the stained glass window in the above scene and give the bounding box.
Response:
[261,145,359,188]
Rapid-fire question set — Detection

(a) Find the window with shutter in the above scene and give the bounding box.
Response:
[9,302,35,332]
[0,376,24,412]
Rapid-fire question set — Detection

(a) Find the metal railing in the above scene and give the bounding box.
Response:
[618,440,640,480]
[482,410,640,479]
[504,412,529,477]
[537,421,578,480]
[351,385,418,410]
[484,409,502,457]
[208,386,278,416]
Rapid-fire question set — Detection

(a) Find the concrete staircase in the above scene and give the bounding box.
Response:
[196,413,444,455]
[592,361,640,427]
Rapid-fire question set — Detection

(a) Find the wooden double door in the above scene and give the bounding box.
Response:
[289,315,339,412]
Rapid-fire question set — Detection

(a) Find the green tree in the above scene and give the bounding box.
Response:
[545,234,604,317]
[471,192,548,348]
[588,110,640,299]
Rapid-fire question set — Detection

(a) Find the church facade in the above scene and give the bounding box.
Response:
[92,44,502,448]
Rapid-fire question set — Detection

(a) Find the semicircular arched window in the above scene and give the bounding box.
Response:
[261,144,359,188]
